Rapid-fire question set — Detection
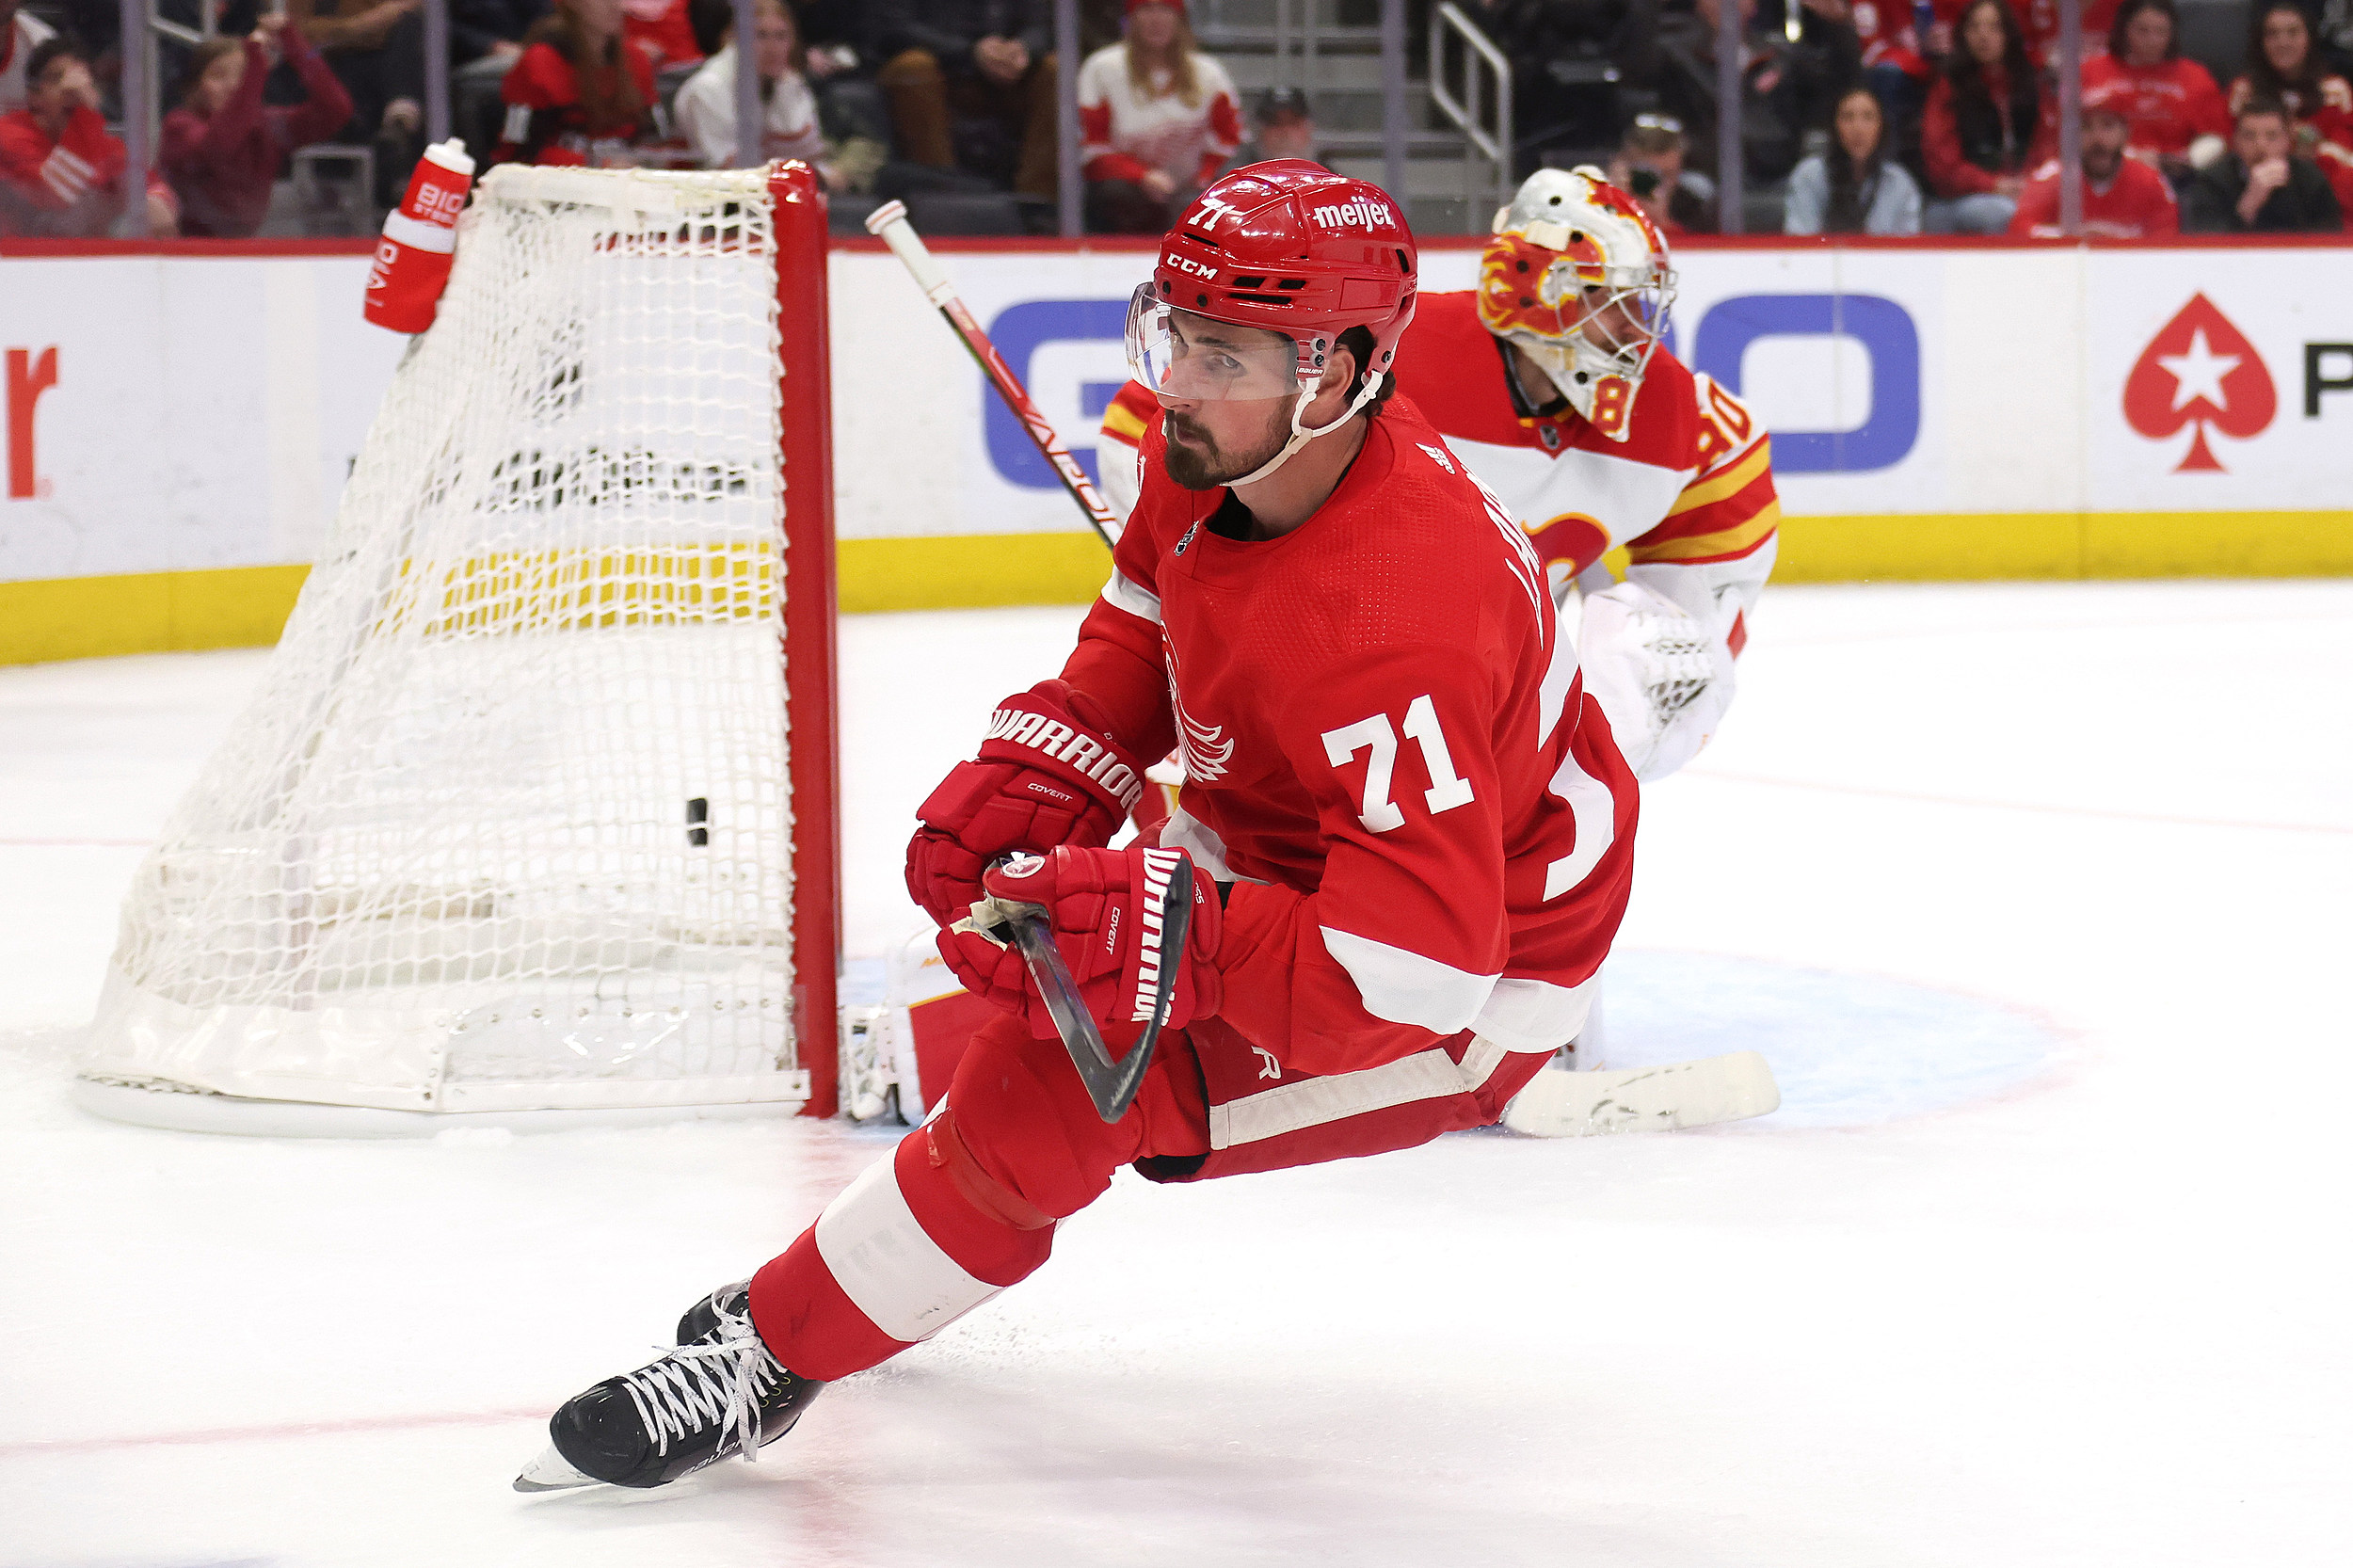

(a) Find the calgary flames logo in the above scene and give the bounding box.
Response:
[2123,294,2277,472]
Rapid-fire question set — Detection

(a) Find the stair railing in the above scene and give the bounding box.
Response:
[1428,1,1512,224]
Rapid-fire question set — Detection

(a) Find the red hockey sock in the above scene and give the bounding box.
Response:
[748,1013,1209,1381]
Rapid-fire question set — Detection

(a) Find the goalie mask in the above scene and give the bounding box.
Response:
[1478,167,1675,442]
[1126,160,1417,485]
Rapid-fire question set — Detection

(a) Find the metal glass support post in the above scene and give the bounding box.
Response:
[424,0,450,147]
[734,0,761,168]
[119,0,149,235]
[1381,0,1405,198]
[1056,0,1081,236]
[1716,0,1744,233]
[2057,0,2084,236]
[1303,0,1317,102]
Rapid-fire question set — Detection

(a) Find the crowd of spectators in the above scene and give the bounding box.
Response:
[1469,0,2345,234]
[3,0,2347,238]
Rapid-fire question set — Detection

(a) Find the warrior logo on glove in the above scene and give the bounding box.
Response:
[938,844,1223,1043]
[904,680,1149,927]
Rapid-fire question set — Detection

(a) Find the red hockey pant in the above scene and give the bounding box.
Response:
[746,1010,1550,1381]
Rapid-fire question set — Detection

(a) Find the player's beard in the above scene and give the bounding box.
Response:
[1160,402,1291,490]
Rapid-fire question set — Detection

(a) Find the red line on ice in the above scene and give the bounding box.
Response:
[0,1407,549,1457]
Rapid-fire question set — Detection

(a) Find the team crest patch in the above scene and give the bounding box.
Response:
[1416,442,1457,474]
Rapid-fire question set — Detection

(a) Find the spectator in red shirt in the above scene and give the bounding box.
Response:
[2079,0,2231,180]
[0,36,178,234]
[2007,95,2181,234]
[622,0,700,72]
[1923,0,2054,232]
[160,19,353,238]
[497,0,658,167]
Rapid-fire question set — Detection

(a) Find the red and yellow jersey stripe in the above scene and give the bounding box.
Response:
[1100,380,1160,452]
[1626,430,1780,568]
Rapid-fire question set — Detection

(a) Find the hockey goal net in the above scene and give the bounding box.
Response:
[78,163,840,1133]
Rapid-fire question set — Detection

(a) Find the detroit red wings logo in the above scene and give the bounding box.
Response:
[1163,641,1233,783]
[2123,295,2277,472]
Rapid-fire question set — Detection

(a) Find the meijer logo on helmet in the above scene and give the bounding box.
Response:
[1309,199,1396,230]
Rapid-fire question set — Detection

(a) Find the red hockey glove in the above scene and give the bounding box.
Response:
[905,680,1149,926]
[938,845,1223,1040]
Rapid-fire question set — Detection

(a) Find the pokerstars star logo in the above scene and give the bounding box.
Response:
[2122,295,2277,472]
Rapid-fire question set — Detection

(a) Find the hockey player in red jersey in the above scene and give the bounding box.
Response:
[1102,167,1778,785]
[518,161,1640,1493]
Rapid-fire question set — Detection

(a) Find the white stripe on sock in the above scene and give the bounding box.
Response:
[813,1154,1002,1344]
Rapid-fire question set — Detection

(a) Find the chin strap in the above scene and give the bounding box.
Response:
[1228,373,1386,488]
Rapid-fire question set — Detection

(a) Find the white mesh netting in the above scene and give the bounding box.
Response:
[83,166,811,1117]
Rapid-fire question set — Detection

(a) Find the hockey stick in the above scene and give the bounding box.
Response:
[865,200,1124,551]
[1501,1050,1780,1137]
[952,856,1194,1123]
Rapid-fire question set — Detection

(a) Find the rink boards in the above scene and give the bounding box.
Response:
[1,237,2348,661]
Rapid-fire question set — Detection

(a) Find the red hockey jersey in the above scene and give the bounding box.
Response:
[496,40,658,168]
[1063,398,1638,1079]
[2081,54,2232,160]
[2007,152,2181,236]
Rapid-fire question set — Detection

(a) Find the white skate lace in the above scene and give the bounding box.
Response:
[619,1291,785,1465]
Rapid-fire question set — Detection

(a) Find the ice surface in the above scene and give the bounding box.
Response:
[3,582,2349,1567]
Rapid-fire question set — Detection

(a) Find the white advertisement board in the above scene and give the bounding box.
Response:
[2,242,2346,591]
[1,254,408,584]
[830,242,2352,541]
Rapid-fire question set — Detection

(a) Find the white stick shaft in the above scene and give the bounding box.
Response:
[864,200,957,309]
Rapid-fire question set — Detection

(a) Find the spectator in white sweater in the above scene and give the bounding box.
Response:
[1785,84,1923,234]
[1077,0,1241,232]
[675,0,829,174]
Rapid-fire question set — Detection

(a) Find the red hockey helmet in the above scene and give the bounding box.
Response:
[1127,161,1417,408]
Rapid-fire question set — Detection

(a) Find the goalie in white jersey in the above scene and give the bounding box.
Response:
[1098,166,1780,782]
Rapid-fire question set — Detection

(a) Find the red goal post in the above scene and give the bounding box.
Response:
[775,163,842,1120]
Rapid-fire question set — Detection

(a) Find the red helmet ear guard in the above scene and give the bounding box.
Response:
[1151,160,1418,387]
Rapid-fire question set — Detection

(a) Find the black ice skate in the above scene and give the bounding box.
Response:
[514,1281,823,1492]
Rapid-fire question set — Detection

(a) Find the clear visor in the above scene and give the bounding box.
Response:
[1125,284,1308,402]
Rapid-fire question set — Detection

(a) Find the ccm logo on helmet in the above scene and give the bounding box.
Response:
[1310,198,1397,231]
[1165,251,1217,280]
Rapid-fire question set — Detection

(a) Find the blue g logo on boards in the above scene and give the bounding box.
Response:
[983,299,1133,489]
[1690,293,1920,473]
[981,291,1922,486]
